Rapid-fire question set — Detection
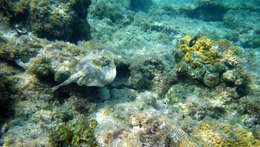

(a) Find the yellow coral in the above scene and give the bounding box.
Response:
[197,123,224,147]
[220,125,260,147]
[196,123,260,147]
[190,61,203,69]
[184,52,193,63]
[222,50,241,66]
[179,35,241,69]
[180,35,217,68]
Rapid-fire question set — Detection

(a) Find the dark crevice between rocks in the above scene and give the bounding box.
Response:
[0,106,14,140]
[130,0,153,12]
[0,100,14,123]
[54,84,101,104]
[53,86,72,104]
[0,58,25,72]
[185,3,229,21]
[111,63,131,88]
[0,77,15,140]
[176,70,201,85]
[72,86,100,102]
[35,18,91,43]
[209,107,225,119]
[222,78,250,98]
[0,60,25,138]
[236,85,250,97]
[35,71,57,86]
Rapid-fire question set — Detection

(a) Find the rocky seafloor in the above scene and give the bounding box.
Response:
[0,0,259,146]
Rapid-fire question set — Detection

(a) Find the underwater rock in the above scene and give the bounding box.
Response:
[89,0,133,24]
[0,61,24,124]
[203,72,220,87]
[223,9,260,29]
[164,84,194,105]
[222,70,236,83]
[129,0,153,12]
[164,83,214,120]
[49,118,98,146]
[95,109,196,147]
[223,9,260,48]
[196,123,260,147]
[0,72,55,146]
[222,69,248,86]
[175,35,249,90]
[0,0,91,42]
[242,33,260,49]
[129,57,165,90]
[185,1,229,21]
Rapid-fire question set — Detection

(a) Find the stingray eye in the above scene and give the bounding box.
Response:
[92,60,101,66]
[100,56,106,61]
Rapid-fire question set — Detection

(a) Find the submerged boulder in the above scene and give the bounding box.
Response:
[175,35,249,93]
[0,0,91,42]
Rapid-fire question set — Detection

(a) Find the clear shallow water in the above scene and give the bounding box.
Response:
[0,0,259,146]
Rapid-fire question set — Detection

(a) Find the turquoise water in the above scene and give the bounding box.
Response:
[0,0,259,146]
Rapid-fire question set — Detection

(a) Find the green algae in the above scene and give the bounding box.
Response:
[49,118,98,146]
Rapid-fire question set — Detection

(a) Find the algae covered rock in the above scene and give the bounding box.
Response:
[223,9,260,48]
[49,118,98,146]
[164,83,195,105]
[175,35,249,91]
[95,109,197,147]
[0,0,91,42]
[185,1,229,21]
[129,57,165,90]
[196,123,260,147]
[203,72,220,87]
[89,0,132,24]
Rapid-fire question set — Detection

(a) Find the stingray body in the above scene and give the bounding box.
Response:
[52,55,116,91]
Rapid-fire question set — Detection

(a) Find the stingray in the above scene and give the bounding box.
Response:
[52,55,116,92]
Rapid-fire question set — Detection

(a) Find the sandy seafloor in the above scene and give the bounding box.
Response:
[0,0,260,146]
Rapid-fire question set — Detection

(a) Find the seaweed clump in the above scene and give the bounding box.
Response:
[175,35,249,94]
[49,118,98,146]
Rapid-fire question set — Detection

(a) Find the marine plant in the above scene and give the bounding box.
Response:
[49,118,98,146]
